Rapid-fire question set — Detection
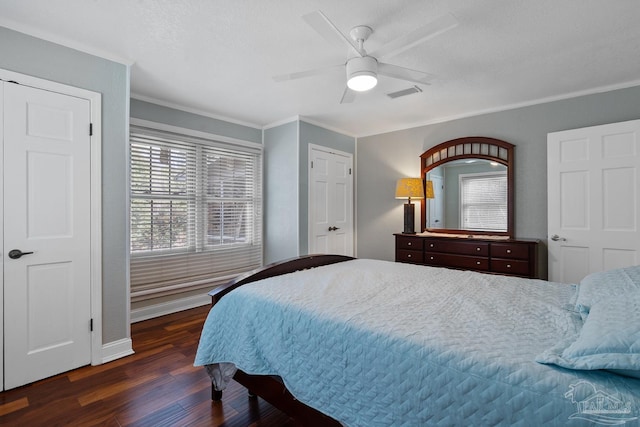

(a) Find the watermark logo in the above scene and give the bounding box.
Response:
[565,380,638,425]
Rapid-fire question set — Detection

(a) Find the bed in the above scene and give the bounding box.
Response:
[195,255,640,426]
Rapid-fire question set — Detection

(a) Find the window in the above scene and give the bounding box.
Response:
[130,125,262,301]
[460,172,507,231]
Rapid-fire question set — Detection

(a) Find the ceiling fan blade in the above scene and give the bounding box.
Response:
[371,13,458,59]
[273,64,343,82]
[340,87,357,104]
[303,10,365,57]
[378,62,434,85]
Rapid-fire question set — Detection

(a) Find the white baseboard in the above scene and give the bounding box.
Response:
[130,293,211,323]
[101,338,134,364]
[97,294,211,365]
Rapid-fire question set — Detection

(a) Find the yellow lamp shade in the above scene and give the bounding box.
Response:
[425,180,435,199]
[395,178,425,201]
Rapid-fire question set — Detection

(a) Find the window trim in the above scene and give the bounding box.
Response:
[130,118,263,152]
[129,118,263,301]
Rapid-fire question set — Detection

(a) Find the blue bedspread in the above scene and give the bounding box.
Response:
[195,259,640,426]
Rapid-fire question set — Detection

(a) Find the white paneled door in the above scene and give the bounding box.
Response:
[547,119,640,283]
[309,145,353,256]
[3,81,92,389]
[427,174,444,229]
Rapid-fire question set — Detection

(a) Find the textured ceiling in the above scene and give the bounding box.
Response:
[1,0,639,137]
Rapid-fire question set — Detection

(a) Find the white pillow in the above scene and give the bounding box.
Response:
[537,290,640,379]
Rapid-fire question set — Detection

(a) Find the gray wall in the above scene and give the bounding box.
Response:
[264,120,355,263]
[0,26,129,344]
[357,84,640,278]
[264,121,299,264]
[130,98,262,144]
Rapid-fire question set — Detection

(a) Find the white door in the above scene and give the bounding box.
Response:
[309,145,354,256]
[3,82,92,389]
[428,175,444,229]
[547,119,640,283]
[0,82,4,389]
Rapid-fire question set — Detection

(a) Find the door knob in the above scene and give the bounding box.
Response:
[550,234,566,242]
[8,249,34,259]
[328,226,341,231]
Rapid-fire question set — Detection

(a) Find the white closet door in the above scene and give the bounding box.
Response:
[547,119,640,283]
[309,145,354,256]
[428,175,444,229]
[3,82,92,389]
[0,81,4,389]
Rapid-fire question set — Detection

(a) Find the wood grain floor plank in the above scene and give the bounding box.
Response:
[78,372,166,407]
[0,305,292,426]
[0,396,28,416]
[67,344,175,382]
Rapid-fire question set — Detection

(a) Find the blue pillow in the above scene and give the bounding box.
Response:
[575,265,640,320]
[537,290,640,379]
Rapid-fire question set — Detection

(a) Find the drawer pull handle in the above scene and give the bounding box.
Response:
[506,249,512,254]
[430,256,434,260]
[507,264,511,268]
[407,242,412,246]
[476,261,481,265]
[407,254,412,258]
[430,243,434,248]
[476,247,480,251]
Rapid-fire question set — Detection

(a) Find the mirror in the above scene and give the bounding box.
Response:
[420,137,514,237]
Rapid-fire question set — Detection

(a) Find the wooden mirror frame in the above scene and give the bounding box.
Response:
[420,136,515,238]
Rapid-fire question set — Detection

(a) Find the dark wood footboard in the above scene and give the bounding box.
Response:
[207,254,353,426]
[208,254,355,304]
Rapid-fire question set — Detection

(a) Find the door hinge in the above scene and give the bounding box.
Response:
[90,318,94,332]
[89,123,93,136]
[311,161,314,168]
[349,168,352,175]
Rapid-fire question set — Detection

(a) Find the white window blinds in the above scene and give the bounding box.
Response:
[460,172,507,231]
[130,125,262,301]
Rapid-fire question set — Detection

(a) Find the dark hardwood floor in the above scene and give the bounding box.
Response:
[0,305,293,427]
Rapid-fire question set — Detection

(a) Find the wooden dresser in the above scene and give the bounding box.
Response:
[395,233,539,278]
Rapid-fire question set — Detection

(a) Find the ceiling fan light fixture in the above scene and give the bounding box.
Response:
[346,56,378,92]
[348,73,377,91]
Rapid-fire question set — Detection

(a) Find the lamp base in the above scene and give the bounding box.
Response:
[403,202,416,234]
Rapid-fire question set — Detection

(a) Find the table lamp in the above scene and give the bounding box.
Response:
[395,178,425,234]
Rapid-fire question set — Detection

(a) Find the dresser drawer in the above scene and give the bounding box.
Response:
[397,249,424,264]
[394,233,538,278]
[490,243,529,260]
[490,259,531,276]
[396,236,424,251]
[424,239,489,256]
[425,252,489,271]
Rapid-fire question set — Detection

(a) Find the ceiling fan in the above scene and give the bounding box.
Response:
[273,10,458,103]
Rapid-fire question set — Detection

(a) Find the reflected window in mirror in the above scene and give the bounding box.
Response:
[459,167,507,231]
[420,137,514,238]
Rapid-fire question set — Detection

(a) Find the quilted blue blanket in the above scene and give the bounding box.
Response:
[195,259,640,426]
